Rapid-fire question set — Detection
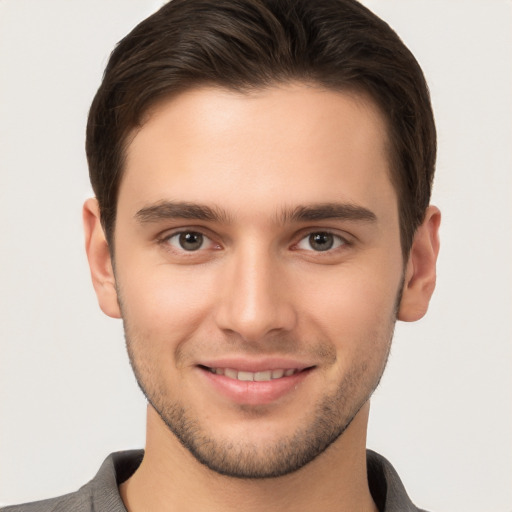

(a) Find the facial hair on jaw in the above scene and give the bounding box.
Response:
[122,317,396,479]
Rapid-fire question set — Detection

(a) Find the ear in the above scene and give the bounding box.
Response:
[398,205,441,322]
[83,198,121,319]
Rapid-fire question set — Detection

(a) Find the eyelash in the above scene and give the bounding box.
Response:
[158,228,351,255]
[293,232,348,253]
[158,230,219,253]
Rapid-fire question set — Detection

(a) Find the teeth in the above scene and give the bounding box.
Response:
[224,368,238,379]
[271,369,284,379]
[254,370,272,381]
[209,367,299,382]
[237,371,254,381]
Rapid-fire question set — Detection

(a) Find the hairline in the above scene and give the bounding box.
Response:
[105,79,407,258]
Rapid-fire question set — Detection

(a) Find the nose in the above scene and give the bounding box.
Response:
[213,244,297,342]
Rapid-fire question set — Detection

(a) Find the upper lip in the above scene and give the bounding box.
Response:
[197,357,315,373]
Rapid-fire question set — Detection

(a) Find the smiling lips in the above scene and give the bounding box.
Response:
[206,367,300,382]
[199,363,314,404]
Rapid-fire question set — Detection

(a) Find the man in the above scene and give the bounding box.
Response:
[2,0,440,510]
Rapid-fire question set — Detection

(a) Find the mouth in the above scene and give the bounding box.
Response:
[200,366,305,382]
[197,363,315,405]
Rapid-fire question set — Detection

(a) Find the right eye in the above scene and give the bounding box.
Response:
[295,231,346,252]
[165,231,213,252]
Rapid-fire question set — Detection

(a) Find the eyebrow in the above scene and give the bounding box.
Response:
[281,203,377,223]
[135,201,232,224]
[135,201,377,225]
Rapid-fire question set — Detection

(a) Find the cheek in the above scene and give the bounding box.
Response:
[116,260,219,343]
[296,260,402,347]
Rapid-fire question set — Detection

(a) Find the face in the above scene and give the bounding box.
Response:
[101,84,407,477]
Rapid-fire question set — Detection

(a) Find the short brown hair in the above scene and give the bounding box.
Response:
[86,0,436,257]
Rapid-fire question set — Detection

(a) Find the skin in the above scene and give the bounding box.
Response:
[84,83,440,512]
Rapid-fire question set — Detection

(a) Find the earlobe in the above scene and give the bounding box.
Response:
[83,198,122,319]
[398,205,441,322]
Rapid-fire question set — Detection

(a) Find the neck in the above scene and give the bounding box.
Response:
[120,403,377,512]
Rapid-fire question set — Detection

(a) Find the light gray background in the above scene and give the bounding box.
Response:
[1,1,511,510]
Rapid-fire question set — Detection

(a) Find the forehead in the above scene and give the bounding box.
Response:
[119,84,396,221]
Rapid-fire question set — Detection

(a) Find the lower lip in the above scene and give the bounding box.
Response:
[199,367,313,405]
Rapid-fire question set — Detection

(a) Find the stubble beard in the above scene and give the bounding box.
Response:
[123,324,394,480]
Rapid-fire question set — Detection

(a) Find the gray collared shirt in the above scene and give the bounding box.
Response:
[1,450,428,511]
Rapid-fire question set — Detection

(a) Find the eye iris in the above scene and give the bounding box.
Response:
[179,232,203,251]
[309,232,334,251]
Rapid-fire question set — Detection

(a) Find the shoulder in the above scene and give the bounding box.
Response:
[367,450,430,512]
[0,450,143,512]
[0,486,94,512]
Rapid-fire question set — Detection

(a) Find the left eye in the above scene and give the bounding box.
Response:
[296,232,345,252]
[166,231,211,251]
